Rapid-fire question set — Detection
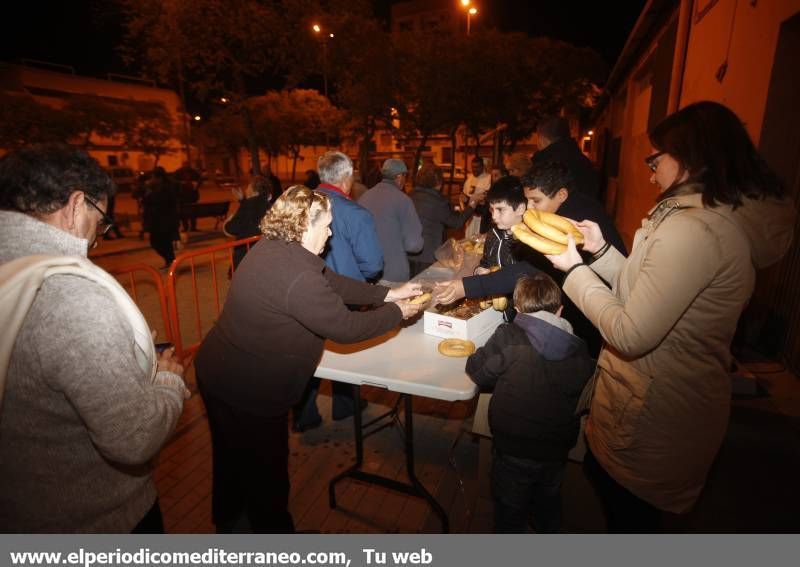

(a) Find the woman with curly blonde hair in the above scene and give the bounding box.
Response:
[195,185,425,533]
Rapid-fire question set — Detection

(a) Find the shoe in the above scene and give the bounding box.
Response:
[291,416,322,433]
[332,398,368,421]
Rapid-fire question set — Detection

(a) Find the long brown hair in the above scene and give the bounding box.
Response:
[650,101,783,208]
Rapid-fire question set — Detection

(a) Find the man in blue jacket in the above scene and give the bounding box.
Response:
[292,151,383,431]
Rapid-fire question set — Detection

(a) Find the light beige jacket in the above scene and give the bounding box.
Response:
[564,188,795,513]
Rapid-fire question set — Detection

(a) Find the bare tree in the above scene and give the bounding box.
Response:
[0,93,74,148]
[128,101,175,167]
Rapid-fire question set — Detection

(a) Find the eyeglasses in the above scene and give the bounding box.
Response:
[644,151,665,173]
[84,197,115,237]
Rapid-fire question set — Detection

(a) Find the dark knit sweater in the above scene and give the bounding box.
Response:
[195,238,402,415]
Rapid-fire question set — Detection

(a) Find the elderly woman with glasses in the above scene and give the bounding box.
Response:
[545,101,794,531]
[195,185,424,534]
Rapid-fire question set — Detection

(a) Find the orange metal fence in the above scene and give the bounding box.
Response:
[109,263,173,344]
[165,236,260,358]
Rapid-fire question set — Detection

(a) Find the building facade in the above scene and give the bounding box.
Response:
[1,62,190,173]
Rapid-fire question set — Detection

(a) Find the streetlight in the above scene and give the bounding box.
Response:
[311,23,330,101]
[312,23,333,148]
[460,1,478,35]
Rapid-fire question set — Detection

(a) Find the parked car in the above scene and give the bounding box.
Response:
[105,167,137,192]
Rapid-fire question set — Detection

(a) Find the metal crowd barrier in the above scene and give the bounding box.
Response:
[110,263,173,344]
[165,235,260,359]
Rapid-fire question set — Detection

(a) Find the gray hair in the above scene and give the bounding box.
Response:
[318,151,353,185]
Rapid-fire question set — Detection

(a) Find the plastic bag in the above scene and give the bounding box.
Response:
[434,238,464,271]
[464,215,482,240]
[434,237,485,280]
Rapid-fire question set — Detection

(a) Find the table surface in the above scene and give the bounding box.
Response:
[317,315,497,403]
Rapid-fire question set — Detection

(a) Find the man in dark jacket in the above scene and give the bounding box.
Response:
[223,176,272,269]
[466,273,595,533]
[534,116,599,201]
[408,163,475,277]
[174,161,201,232]
[263,164,282,198]
[143,167,180,268]
[435,161,626,357]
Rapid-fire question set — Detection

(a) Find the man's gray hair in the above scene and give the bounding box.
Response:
[318,151,353,185]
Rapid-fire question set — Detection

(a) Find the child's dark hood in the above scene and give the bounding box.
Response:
[513,311,586,361]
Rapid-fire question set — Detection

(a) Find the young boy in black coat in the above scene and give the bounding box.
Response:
[477,176,529,271]
[466,273,595,533]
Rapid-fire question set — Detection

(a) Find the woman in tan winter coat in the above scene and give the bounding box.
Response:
[546,101,795,532]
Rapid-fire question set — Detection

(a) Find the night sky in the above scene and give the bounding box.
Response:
[2,1,646,88]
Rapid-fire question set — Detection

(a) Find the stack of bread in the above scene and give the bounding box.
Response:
[510,210,583,254]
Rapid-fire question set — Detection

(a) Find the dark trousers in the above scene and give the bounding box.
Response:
[105,194,124,238]
[131,499,165,533]
[200,388,294,534]
[292,377,358,426]
[583,447,662,533]
[181,216,197,232]
[149,232,175,266]
[491,447,565,533]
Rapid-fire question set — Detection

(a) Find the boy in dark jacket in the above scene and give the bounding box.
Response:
[466,273,594,533]
[478,176,528,271]
[476,176,538,320]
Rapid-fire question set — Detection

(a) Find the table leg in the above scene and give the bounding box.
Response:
[402,394,450,533]
[327,387,450,532]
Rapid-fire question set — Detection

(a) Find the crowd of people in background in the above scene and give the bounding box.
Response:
[0,104,794,534]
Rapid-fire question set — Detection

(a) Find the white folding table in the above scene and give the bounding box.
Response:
[316,315,497,533]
